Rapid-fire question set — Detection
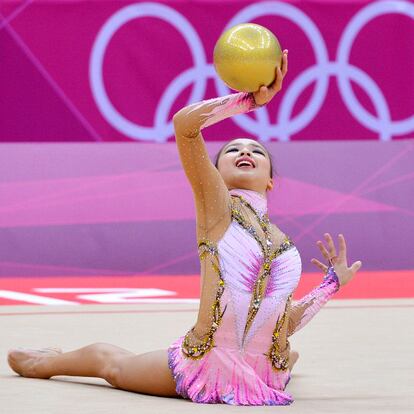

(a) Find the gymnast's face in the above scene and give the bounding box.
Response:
[216,138,274,195]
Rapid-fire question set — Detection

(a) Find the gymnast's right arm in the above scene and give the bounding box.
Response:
[172,93,259,239]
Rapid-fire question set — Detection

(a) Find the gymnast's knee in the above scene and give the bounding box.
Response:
[103,364,123,388]
[88,343,123,387]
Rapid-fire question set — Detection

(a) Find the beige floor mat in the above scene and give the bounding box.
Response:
[1,299,413,413]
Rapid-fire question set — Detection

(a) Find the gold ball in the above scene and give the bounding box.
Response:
[213,23,282,93]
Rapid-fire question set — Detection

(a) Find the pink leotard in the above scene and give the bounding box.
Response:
[167,188,340,405]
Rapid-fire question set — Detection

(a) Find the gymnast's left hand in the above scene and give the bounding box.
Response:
[310,233,362,286]
[253,49,288,106]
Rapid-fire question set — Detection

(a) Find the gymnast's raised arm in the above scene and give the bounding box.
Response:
[172,50,288,241]
[173,93,257,240]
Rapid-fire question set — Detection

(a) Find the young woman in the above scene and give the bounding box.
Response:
[7,49,362,405]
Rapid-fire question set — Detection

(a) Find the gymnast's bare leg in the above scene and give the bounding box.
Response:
[7,344,179,397]
[8,344,299,396]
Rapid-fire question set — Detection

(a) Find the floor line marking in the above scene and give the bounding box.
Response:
[1,303,413,317]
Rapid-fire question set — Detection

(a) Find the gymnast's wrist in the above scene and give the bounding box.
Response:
[323,266,341,292]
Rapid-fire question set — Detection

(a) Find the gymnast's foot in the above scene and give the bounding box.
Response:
[289,351,299,371]
[7,347,62,379]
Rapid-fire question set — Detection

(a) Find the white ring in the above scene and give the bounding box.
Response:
[89,1,414,142]
[90,2,206,141]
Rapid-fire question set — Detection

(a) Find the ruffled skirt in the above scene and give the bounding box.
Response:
[167,335,293,406]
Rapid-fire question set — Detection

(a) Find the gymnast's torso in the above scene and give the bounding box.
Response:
[167,188,306,405]
[184,188,301,359]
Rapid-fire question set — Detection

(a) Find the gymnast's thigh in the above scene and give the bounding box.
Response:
[112,349,180,398]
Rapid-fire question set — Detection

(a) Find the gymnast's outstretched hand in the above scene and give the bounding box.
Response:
[253,49,288,106]
[310,233,362,286]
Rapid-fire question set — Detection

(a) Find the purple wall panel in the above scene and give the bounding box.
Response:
[0,140,413,277]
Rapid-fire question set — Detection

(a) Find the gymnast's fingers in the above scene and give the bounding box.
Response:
[316,240,330,262]
[338,233,347,261]
[281,50,288,77]
[272,66,283,93]
[311,258,328,273]
[324,233,337,258]
[350,260,362,274]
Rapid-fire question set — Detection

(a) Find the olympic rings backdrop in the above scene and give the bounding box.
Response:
[1,0,414,142]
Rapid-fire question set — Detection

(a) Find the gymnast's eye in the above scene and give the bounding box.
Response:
[253,149,265,156]
[225,148,238,153]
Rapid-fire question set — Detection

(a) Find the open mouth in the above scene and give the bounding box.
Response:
[236,157,255,169]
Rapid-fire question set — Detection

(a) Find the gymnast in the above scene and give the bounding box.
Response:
[8,49,362,405]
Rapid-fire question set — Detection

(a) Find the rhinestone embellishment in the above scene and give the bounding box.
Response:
[181,239,226,360]
[231,195,294,370]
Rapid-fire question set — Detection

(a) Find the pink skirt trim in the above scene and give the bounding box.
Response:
[167,336,293,406]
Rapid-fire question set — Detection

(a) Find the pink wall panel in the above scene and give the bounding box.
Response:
[1,0,413,142]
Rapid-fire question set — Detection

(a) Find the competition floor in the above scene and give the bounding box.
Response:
[1,292,413,412]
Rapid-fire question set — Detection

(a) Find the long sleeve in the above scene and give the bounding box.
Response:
[287,266,340,336]
[174,92,258,139]
[173,92,259,239]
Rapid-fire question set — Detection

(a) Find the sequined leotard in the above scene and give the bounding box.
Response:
[169,91,340,405]
[167,189,339,405]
